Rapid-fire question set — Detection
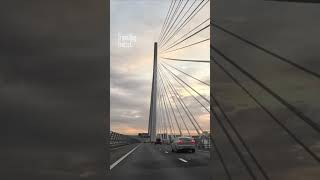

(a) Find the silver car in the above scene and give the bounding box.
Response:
[171,136,196,153]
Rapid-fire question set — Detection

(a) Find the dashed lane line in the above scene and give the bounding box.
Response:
[110,143,142,170]
[178,158,188,163]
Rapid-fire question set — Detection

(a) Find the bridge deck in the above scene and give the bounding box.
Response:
[109,143,210,180]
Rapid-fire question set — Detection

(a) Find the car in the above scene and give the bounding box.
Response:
[154,138,162,145]
[171,136,196,153]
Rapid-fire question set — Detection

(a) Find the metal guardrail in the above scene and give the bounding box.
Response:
[195,135,212,150]
[110,131,140,149]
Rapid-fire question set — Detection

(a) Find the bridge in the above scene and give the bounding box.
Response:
[109,0,320,180]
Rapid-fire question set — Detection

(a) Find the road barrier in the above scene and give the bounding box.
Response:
[196,135,212,150]
[110,131,141,149]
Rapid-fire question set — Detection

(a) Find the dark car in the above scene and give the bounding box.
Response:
[154,138,162,145]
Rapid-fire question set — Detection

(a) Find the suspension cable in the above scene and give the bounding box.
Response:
[211,139,232,180]
[159,83,174,137]
[161,66,205,133]
[211,22,320,79]
[158,0,177,43]
[211,109,258,180]
[161,57,210,63]
[213,98,270,180]
[162,63,209,103]
[160,72,183,136]
[160,0,190,45]
[212,55,320,163]
[160,66,204,134]
[161,38,209,54]
[161,61,209,113]
[162,18,209,50]
[160,79,178,137]
[159,0,183,44]
[158,0,175,43]
[211,45,320,134]
[160,0,209,48]
[159,69,191,136]
[159,0,198,47]
[163,61,210,86]
[159,90,169,139]
[161,24,210,53]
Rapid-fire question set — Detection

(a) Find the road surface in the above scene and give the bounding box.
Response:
[109,143,211,180]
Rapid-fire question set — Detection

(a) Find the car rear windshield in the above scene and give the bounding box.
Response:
[179,137,192,141]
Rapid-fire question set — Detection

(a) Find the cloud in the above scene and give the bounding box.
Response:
[110,0,210,135]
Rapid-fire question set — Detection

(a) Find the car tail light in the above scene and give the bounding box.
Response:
[178,140,184,144]
[191,139,196,144]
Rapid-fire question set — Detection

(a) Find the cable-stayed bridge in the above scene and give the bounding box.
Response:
[109,0,320,180]
[110,1,211,179]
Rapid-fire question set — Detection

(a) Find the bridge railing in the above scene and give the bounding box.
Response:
[195,135,212,151]
[109,131,140,149]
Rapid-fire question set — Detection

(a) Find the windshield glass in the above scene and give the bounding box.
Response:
[179,137,192,141]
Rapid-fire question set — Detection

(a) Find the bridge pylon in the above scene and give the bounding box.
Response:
[148,42,158,142]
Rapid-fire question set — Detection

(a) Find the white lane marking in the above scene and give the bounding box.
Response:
[110,143,142,170]
[178,158,188,163]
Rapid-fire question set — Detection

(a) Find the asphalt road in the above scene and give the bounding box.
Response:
[110,143,140,165]
[109,143,211,180]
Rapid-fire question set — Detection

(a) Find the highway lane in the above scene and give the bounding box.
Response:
[109,143,211,180]
[110,143,140,166]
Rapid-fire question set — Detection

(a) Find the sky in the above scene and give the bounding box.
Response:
[110,0,210,135]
